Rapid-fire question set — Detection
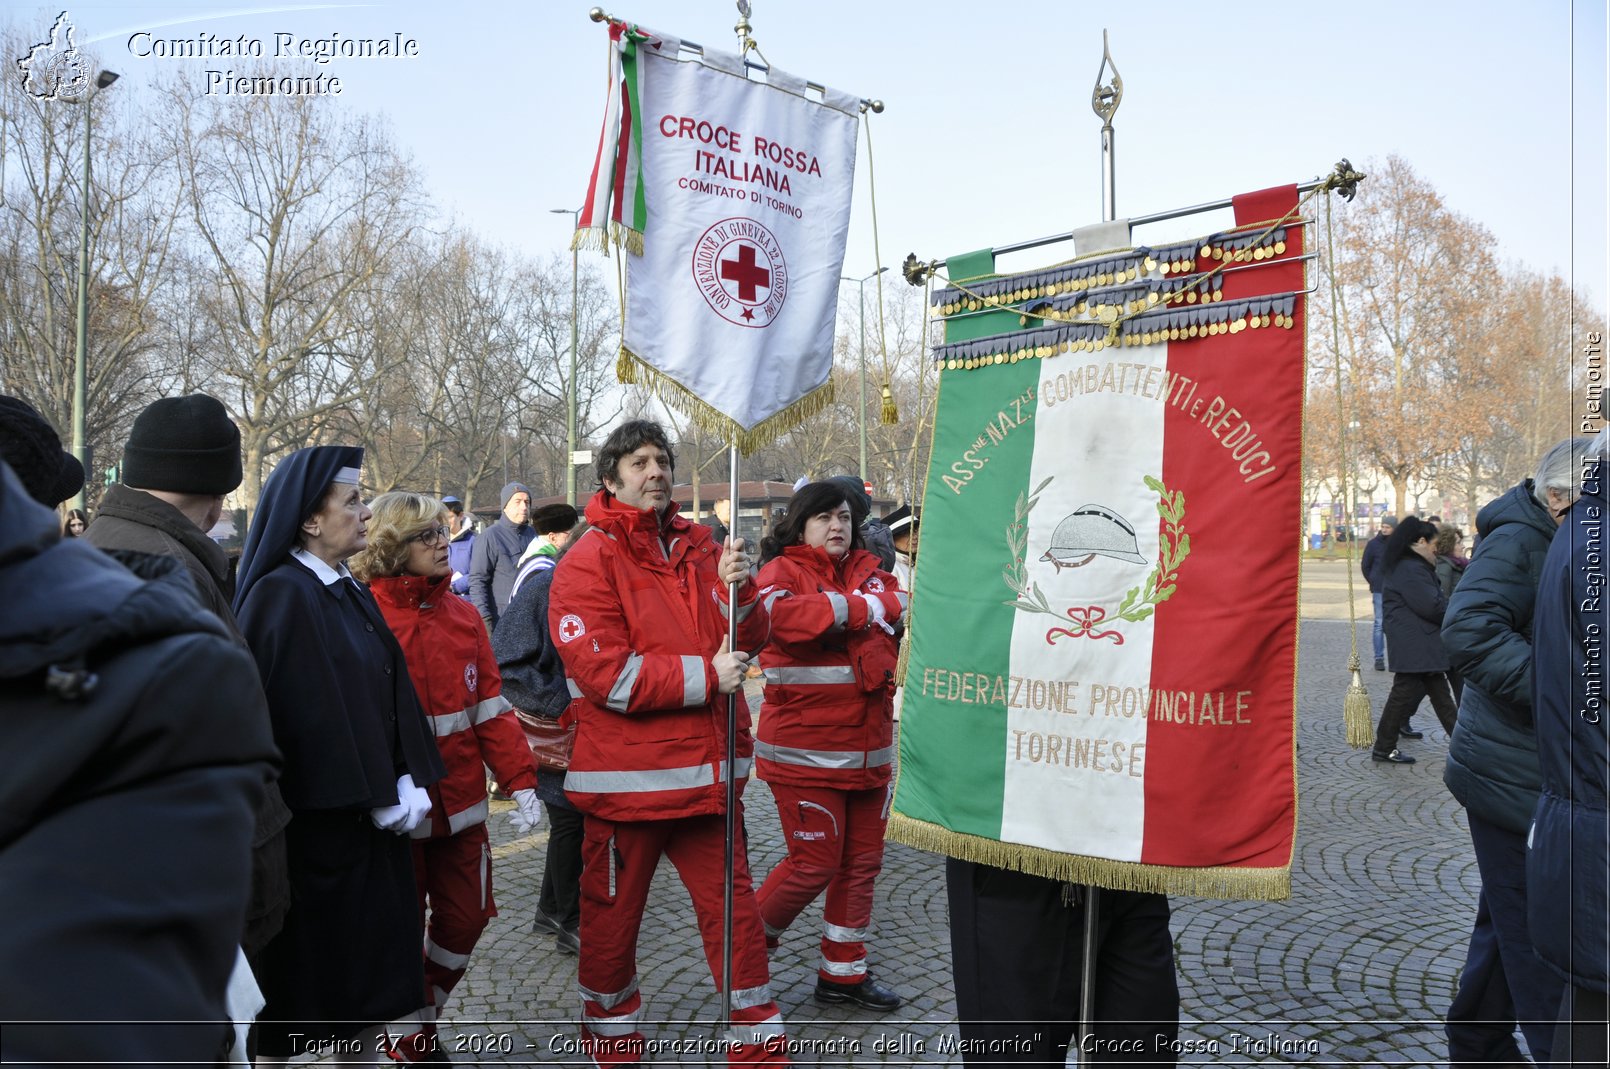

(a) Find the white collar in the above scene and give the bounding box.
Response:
[291,547,353,587]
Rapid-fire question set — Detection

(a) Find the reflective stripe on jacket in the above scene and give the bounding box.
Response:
[551,490,767,821]
[368,573,537,837]
[755,544,905,790]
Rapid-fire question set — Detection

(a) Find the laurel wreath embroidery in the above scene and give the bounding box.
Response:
[1002,474,1190,644]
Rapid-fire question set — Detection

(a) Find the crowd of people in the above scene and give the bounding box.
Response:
[1,389,1604,1067]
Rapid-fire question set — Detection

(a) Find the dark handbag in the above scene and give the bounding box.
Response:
[514,707,576,771]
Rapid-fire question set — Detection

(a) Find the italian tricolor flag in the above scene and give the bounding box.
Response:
[890,187,1305,900]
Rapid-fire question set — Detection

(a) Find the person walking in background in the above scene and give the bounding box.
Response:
[1432,524,1470,704]
[494,520,590,957]
[234,447,446,1062]
[550,420,787,1067]
[443,495,478,596]
[1362,515,1398,672]
[469,481,534,631]
[61,507,87,536]
[1441,436,1592,1066]
[1370,516,1458,765]
[1527,430,1609,1067]
[753,481,909,1011]
[352,491,542,1062]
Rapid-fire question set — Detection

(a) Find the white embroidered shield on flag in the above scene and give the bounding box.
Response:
[620,40,859,450]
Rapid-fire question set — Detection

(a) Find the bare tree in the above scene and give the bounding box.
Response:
[164,72,427,514]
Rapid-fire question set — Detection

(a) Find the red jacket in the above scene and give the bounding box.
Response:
[550,490,766,822]
[368,573,537,837]
[755,545,906,790]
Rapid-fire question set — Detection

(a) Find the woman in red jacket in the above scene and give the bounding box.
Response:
[352,491,541,1061]
[754,480,909,1011]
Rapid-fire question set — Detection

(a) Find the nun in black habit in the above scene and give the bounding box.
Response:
[234,446,446,1060]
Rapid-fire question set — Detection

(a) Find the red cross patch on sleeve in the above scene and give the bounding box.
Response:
[558,614,586,643]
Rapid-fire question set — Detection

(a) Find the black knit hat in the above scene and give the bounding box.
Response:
[0,395,85,506]
[532,502,579,534]
[123,394,242,495]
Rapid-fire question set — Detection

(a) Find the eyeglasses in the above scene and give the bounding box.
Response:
[408,526,451,548]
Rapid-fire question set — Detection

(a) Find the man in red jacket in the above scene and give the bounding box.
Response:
[550,420,786,1068]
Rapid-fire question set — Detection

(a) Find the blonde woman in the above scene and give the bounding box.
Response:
[352,491,541,1061]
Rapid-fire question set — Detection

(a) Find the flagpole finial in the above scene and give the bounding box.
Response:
[735,0,758,56]
[1090,29,1122,127]
[863,99,885,114]
[588,7,607,22]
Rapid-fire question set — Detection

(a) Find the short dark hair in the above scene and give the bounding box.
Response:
[760,481,864,563]
[596,420,676,489]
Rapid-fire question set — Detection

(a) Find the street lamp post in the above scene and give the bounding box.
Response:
[840,267,887,485]
[550,207,581,506]
[71,69,118,511]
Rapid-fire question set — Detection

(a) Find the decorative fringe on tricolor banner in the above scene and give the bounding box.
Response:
[887,814,1292,901]
[572,19,660,256]
[616,347,837,455]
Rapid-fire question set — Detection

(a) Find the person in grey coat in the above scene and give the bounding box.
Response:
[1441,436,1592,1066]
[1370,516,1458,764]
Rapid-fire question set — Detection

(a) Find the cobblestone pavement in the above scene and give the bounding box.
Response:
[423,560,1484,1066]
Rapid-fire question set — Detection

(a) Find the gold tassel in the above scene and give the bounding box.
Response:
[885,813,1291,902]
[893,629,909,686]
[1344,654,1374,748]
[880,383,898,424]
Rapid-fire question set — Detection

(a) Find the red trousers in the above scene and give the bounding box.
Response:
[755,783,889,984]
[579,807,789,1067]
[412,824,495,1013]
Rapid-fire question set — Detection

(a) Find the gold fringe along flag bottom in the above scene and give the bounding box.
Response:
[885,813,1292,902]
[616,346,835,456]
[1344,653,1374,747]
[571,222,644,258]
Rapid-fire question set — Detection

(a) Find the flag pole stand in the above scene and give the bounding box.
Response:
[1075,30,1123,1065]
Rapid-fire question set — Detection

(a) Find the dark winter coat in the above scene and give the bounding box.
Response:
[86,483,242,641]
[83,481,292,954]
[1381,553,1450,672]
[0,460,277,1065]
[1527,470,1608,993]
[448,518,477,596]
[1442,482,1557,833]
[468,514,534,627]
[492,567,578,810]
[1361,532,1391,592]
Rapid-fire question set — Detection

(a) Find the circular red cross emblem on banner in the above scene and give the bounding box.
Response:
[691,217,789,328]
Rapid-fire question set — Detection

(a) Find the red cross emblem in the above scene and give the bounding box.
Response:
[865,576,885,593]
[692,217,789,328]
[558,614,585,642]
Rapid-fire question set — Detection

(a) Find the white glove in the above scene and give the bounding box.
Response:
[370,773,432,834]
[858,592,896,635]
[508,788,544,835]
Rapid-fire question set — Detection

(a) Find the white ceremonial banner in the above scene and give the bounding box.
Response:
[624,44,859,447]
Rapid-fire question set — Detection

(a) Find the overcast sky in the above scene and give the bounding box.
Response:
[29,1,1610,316]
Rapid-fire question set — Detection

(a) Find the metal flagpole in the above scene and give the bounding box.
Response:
[721,439,740,1028]
[1076,30,1123,1065]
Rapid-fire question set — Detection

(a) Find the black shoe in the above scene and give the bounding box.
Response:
[555,926,580,955]
[1371,749,1416,764]
[533,906,565,936]
[814,974,904,1011]
[1398,726,1424,740]
[1374,659,1386,672]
